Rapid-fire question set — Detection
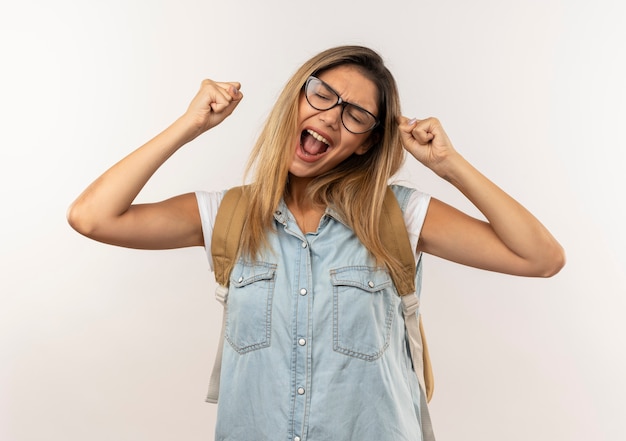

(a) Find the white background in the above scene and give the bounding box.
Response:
[1,0,625,440]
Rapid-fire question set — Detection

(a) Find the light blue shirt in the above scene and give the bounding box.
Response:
[197,185,431,441]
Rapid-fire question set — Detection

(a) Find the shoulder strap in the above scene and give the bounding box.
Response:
[205,186,249,404]
[381,187,434,403]
[380,187,417,295]
[211,186,250,287]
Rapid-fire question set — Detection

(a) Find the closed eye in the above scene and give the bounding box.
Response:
[315,91,334,101]
[345,107,367,125]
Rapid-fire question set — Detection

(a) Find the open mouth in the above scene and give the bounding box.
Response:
[300,129,330,157]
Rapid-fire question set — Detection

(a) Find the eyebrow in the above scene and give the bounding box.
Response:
[318,77,378,116]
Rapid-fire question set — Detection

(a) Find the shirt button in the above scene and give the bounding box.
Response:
[297,387,305,395]
[294,437,301,441]
[368,280,375,288]
[301,241,308,248]
[238,276,244,283]
[299,288,307,296]
[298,338,306,346]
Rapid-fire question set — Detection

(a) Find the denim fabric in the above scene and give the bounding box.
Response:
[199,185,430,441]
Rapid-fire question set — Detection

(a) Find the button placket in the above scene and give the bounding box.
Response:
[291,229,312,440]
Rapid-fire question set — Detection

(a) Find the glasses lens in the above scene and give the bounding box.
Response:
[342,104,377,134]
[305,77,337,111]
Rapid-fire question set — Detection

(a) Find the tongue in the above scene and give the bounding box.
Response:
[302,133,328,155]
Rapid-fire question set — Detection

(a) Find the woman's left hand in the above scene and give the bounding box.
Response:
[398,116,458,178]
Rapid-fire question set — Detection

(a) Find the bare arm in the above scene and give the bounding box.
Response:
[399,117,565,277]
[67,80,243,249]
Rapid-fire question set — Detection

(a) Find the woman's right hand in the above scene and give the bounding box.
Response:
[184,79,243,135]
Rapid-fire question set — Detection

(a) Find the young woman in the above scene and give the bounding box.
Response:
[68,46,565,441]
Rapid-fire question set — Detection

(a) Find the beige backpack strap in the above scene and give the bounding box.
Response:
[206,186,249,403]
[381,187,434,403]
[380,187,416,296]
[382,187,435,439]
[212,186,250,287]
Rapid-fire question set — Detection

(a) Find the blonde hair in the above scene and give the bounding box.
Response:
[241,45,408,286]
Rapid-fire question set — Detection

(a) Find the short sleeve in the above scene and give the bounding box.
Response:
[403,189,431,260]
[195,190,225,271]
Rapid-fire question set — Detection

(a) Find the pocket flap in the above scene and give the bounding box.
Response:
[330,266,392,292]
[231,262,277,288]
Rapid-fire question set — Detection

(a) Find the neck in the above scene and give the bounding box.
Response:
[286,175,314,208]
[285,175,325,233]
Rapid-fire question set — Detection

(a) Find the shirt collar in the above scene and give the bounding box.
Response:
[272,199,349,230]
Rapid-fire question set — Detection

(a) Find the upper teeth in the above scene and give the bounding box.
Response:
[307,129,329,145]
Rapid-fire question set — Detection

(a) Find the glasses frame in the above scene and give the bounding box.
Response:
[304,76,380,134]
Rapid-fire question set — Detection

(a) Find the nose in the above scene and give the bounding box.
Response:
[318,104,342,129]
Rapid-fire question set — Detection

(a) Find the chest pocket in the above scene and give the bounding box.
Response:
[331,266,396,361]
[225,261,277,354]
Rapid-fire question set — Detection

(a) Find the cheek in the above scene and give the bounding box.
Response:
[297,94,312,120]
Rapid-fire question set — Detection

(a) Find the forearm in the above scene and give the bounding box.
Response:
[440,152,565,274]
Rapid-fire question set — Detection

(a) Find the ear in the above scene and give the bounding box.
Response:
[355,132,380,155]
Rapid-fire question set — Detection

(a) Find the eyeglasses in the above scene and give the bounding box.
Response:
[303,76,379,134]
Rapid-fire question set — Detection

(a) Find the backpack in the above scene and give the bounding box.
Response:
[206,186,435,436]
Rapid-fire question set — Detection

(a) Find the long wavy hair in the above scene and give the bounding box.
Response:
[240,45,408,285]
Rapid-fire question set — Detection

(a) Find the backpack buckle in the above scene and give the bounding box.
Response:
[215,284,229,305]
